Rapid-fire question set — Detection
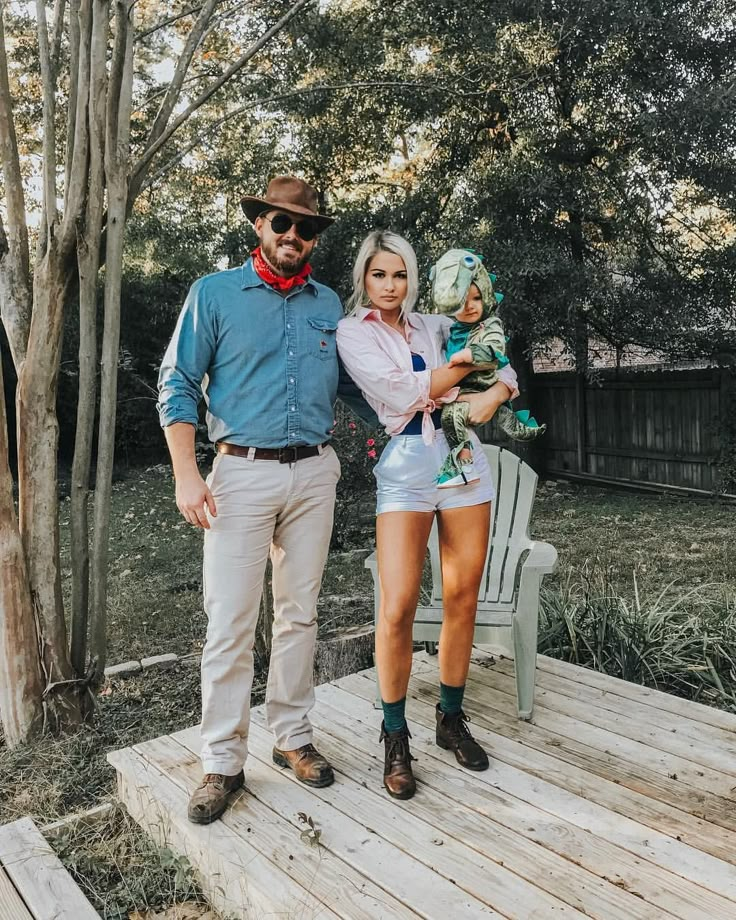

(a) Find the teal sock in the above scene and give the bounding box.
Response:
[381,697,407,733]
[439,682,465,715]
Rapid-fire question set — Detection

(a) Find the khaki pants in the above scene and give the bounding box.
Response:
[200,446,340,774]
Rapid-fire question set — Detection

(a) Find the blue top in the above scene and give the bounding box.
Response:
[402,354,443,435]
[157,258,349,447]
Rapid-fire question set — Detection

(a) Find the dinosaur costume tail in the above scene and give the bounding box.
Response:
[496,404,547,441]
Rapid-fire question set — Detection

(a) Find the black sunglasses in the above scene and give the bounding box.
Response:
[262,212,319,242]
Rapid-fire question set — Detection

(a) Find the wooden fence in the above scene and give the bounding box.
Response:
[523,367,731,493]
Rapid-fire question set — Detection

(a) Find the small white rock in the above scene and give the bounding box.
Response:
[141,652,179,671]
[104,660,142,678]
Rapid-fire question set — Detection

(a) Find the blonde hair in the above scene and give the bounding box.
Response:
[346,231,419,318]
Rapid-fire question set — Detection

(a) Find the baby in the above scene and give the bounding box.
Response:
[430,249,545,488]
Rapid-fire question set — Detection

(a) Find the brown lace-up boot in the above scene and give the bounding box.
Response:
[272,743,335,787]
[435,704,489,771]
[380,722,416,799]
[187,770,245,824]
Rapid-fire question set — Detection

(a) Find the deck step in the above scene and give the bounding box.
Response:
[108,654,736,920]
[0,817,98,919]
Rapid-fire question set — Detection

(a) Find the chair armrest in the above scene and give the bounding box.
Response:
[521,540,557,578]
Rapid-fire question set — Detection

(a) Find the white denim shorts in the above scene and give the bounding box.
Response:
[374,430,495,515]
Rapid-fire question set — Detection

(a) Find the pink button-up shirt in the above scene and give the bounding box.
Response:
[336,308,519,443]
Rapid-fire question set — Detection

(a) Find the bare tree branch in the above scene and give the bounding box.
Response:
[50,0,68,73]
[60,0,93,257]
[135,3,203,42]
[0,2,31,366]
[36,0,59,232]
[63,0,81,209]
[142,80,487,190]
[133,71,217,115]
[140,0,220,166]
[129,0,314,204]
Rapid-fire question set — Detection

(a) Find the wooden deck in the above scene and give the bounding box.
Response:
[0,817,98,919]
[109,650,736,919]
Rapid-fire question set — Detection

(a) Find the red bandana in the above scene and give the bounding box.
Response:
[251,246,312,292]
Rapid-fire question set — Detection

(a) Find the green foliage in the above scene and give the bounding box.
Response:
[539,563,736,710]
[329,402,385,551]
[51,807,205,917]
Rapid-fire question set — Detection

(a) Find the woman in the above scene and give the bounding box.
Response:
[336,231,518,800]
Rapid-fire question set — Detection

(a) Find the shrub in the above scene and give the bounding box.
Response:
[330,404,386,550]
[538,562,736,712]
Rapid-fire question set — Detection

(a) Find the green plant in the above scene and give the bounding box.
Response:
[538,561,736,710]
[330,403,385,550]
[297,812,322,848]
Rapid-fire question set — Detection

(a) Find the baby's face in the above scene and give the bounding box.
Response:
[454,283,484,323]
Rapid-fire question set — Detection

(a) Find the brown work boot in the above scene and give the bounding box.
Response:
[380,722,416,800]
[436,704,489,771]
[187,770,244,825]
[272,743,335,787]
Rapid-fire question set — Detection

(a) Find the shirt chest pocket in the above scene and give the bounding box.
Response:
[307,317,338,361]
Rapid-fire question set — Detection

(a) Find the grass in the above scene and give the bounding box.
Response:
[1,467,735,914]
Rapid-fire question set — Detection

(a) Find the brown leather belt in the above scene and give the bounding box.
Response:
[217,441,325,463]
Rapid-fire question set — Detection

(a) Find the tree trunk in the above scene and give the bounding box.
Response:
[0,349,43,746]
[17,245,83,727]
[89,0,134,680]
[70,0,107,677]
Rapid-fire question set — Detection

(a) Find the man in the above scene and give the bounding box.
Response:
[158,176,345,824]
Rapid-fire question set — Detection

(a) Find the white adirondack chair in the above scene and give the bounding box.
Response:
[365,444,558,720]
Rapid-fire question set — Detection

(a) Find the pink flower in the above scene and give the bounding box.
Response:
[367,449,377,459]
[366,438,375,446]
[348,421,357,429]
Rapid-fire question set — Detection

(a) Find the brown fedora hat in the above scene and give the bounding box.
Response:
[241,175,335,231]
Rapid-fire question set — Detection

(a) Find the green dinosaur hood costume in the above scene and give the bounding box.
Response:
[430,248,508,372]
[430,249,498,321]
[429,249,545,486]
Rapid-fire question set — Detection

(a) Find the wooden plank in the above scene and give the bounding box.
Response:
[468,660,736,777]
[408,670,736,858]
[0,817,98,920]
[532,654,736,732]
[330,675,736,920]
[454,666,736,799]
[417,669,736,834]
[499,463,537,603]
[136,732,418,920]
[404,671,736,899]
[489,655,736,757]
[0,866,33,920]
[108,745,343,920]
[487,451,519,602]
[308,685,697,920]
[173,725,504,920]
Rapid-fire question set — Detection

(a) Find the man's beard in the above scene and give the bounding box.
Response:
[260,237,310,277]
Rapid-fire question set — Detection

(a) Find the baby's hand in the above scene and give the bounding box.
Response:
[448,347,474,366]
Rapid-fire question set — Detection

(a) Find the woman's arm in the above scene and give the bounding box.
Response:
[428,363,475,399]
[458,380,514,425]
[337,318,473,414]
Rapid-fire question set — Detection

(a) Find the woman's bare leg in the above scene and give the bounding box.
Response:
[436,501,491,685]
[375,510,435,702]
[434,500,491,770]
[375,509,434,799]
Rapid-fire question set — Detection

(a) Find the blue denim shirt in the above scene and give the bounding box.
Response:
[157,259,351,447]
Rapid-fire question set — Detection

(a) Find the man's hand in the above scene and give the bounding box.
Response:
[457,381,513,425]
[175,471,217,529]
[447,347,474,367]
